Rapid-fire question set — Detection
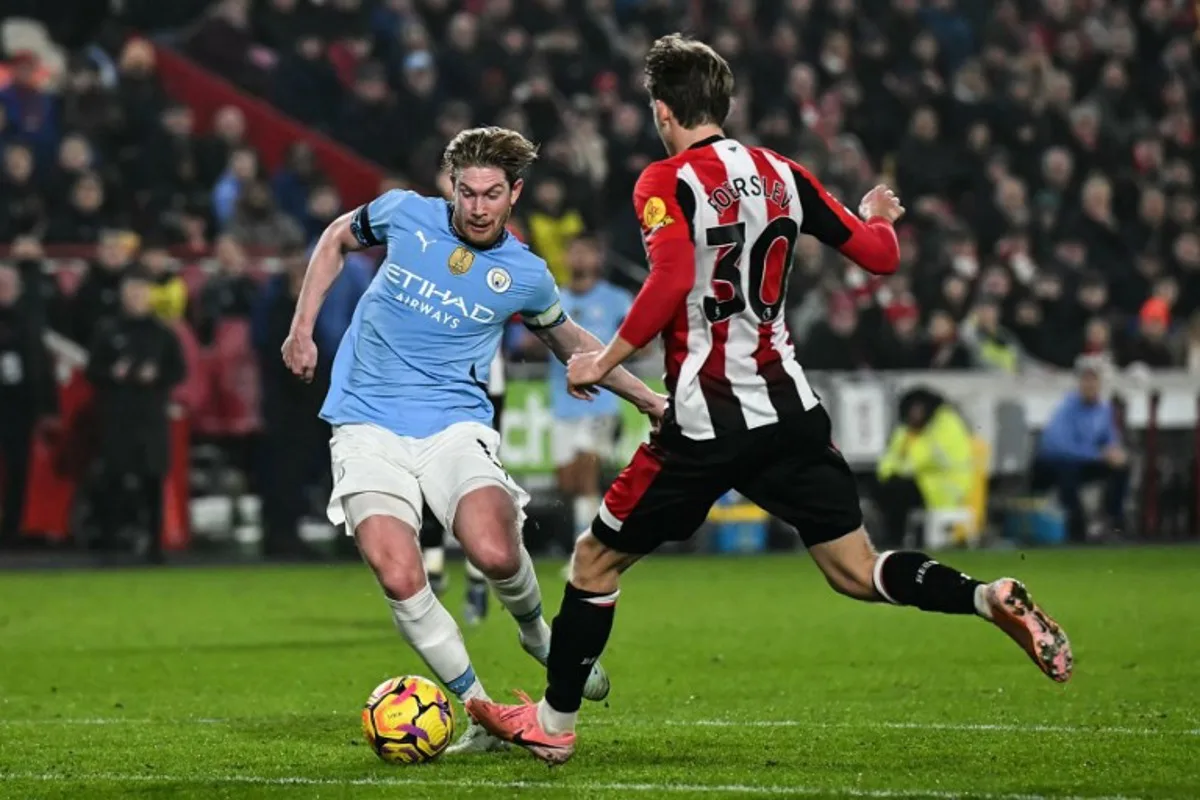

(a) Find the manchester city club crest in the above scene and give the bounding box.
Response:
[448,245,475,275]
[487,267,512,293]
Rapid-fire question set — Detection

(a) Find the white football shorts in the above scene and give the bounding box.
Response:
[551,415,620,467]
[327,421,529,536]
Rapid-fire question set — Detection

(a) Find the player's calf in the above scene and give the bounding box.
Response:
[353,506,489,705]
[454,487,553,649]
[810,528,983,613]
[810,528,1073,682]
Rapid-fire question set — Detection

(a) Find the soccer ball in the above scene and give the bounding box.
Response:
[361,675,455,764]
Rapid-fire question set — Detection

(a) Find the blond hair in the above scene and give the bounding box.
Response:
[441,127,538,186]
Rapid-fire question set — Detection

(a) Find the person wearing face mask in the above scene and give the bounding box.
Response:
[85,269,186,561]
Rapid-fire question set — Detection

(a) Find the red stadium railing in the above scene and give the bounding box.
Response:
[152,42,383,209]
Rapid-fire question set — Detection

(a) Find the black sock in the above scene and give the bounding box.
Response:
[877,551,981,615]
[544,582,617,714]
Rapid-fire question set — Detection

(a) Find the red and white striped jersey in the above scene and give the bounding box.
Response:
[617,136,900,441]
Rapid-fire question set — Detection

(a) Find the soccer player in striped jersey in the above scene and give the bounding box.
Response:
[467,34,1073,765]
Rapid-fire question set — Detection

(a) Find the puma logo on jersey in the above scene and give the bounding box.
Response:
[415,230,437,252]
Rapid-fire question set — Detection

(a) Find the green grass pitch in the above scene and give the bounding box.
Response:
[1,547,1198,799]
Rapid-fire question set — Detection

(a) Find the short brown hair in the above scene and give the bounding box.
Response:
[441,127,539,186]
[644,34,734,129]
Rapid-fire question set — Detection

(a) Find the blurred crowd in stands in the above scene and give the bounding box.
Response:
[2,0,1200,552]
[2,0,1199,375]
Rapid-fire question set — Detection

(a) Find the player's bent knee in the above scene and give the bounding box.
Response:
[463,534,521,580]
[357,525,427,600]
[349,498,426,600]
[453,485,522,579]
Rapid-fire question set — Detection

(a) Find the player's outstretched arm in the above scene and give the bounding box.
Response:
[282,210,363,382]
[787,160,903,275]
[532,318,665,420]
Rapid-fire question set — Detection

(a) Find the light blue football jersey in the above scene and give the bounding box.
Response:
[320,189,564,439]
[549,281,632,420]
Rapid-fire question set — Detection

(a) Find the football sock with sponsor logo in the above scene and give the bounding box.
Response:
[387,584,488,703]
[487,549,550,648]
[541,582,618,733]
[873,551,987,616]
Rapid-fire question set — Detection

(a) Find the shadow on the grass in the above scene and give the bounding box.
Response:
[288,617,393,632]
[73,635,391,658]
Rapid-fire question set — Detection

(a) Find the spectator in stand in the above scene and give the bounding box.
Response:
[1081,318,1115,366]
[876,304,925,370]
[920,310,972,370]
[0,52,58,165]
[193,234,259,346]
[525,177,585,286]
[1032,358,1129,543]
[115,38,167,146]
[184,0,274,98]
[197,105,249,188]
[227,180,304,249]
[0,142,45,240]
[85,268,185,561]
[254,0,308,52]
[60,54,124,155]
[252,239,327,559]
[1119,297,1176,368]
[301,183,342,245]
[72,229,136,345]
[48,133,106,213]
[45,173,118,244]
[0,264,58,548]
[271,143,321,224]
[964,296,1023,372]
[799,293,868,371]
[9,236,67,335]
[139,233,187,324]
[335,61,404,168]
[146,107,209,234]
[212,145,260,229]
[270,32,342,129]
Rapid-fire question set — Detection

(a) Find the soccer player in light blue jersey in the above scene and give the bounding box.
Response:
[548,236,634,536]
[281,128,665,754]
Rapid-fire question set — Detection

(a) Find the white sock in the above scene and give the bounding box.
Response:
[387,584,487,702]
[423,546,445,576]
[537,697,577,735]
[464,558,486,583]
[974,583,993,619]
[489,548,551,649]
[573,495,600,532]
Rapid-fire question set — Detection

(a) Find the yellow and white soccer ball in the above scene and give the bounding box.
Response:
[361,675,455,764]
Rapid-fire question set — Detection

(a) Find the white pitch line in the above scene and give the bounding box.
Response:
[664,720,1200,737]
[0,717,1196,737]
[0,772,1146,800]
